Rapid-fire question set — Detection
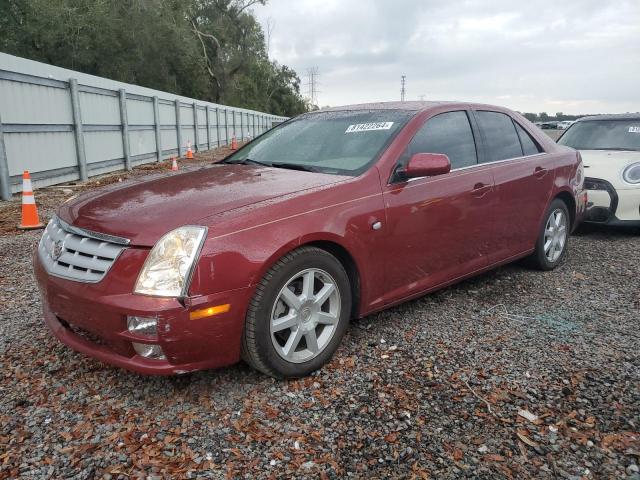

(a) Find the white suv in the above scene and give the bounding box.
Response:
[558,114,640,227]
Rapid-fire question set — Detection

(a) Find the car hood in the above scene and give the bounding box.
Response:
[57,164,349,246]
[579,150,640,188]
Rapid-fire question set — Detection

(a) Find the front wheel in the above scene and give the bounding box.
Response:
[526,199,570,270]
[241,247,351,378]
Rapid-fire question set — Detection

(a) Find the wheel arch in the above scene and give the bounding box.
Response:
[255,234,363,319]
[302,240,361,319]
[553,190,576,228]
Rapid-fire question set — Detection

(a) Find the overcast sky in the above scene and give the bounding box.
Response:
[253,0,640,114]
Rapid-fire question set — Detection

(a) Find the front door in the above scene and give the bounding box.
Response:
[381,110,495,304]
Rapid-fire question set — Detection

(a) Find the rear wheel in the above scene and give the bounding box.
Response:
[241,247,351,378]
[527,198,570,270]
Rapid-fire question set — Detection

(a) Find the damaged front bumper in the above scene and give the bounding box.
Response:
[584,177,640,227]
[34,249,253,375]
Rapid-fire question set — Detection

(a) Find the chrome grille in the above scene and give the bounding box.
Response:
[38,216,128,283]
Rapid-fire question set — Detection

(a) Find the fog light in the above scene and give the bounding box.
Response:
[127,316,158,338]
[132,342,166,360]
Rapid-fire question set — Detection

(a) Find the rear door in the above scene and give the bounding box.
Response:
[381,110,495,303]
[472,110,555,261]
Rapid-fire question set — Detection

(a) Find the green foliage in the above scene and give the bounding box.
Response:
[0,0,308,116]
[523,112,583,122]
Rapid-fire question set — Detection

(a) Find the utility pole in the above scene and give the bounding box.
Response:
[400,75,406,102]
[306,67,319,108]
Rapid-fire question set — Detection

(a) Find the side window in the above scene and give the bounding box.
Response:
[514,122,543,156]
[476,111,523,162]
[407,111,478,169]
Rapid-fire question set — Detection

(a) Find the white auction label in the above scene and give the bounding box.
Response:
[628,126,640,133]
[345,122,394,133]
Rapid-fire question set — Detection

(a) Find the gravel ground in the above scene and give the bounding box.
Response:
[1,166,639,478]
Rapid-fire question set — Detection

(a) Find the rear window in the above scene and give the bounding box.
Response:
[514,122,542,155]
[476,111,523,162]
[558,120,640,151]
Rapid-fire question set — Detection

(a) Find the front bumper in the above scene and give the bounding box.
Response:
[34,249,253,375]
[584,177,640,227]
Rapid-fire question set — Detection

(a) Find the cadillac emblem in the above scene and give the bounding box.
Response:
[52,240,64,261]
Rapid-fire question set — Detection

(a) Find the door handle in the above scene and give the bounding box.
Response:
[471,182,491,197]
[534,166,548,178]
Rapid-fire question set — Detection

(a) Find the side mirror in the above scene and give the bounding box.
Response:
[402,153,451,179]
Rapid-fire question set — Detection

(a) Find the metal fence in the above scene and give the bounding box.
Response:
[0,53,287,200]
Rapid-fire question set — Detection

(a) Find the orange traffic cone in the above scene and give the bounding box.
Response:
[185,141,194,159]
[171,156,178,171]
[231,135,238,150]
[17,170,44,230]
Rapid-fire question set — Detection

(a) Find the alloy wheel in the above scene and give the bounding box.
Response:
[543,208,567,263]
[270,268,341,363]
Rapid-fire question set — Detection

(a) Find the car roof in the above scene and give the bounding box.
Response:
[316,100,506,113]
[577,113,640,122]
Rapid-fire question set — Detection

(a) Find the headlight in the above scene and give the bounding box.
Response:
[622,162,640,184]
[134,226,207,297]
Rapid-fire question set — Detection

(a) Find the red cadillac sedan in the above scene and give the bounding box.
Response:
[35,101,586,378]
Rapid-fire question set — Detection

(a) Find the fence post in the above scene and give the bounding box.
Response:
[225,109,230,145]
[69,79,88,181]
[175,99,182,157]
[119,89,132,171]
[206,107,212,150]
[193,102,200,152]
[153,96,162,162]
[0,111,10,200]
[216,108,221,147]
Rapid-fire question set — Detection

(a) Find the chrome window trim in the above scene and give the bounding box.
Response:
[57,215,131,245]
[405,152,547,183]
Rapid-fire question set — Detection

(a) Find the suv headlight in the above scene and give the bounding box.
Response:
[622,162,640,184]
[134,226,207,297]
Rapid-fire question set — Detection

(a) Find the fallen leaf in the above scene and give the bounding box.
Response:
[453,448,463,461]
[517,431,539,448]
[518,409,539,423]
[484,454,505,462]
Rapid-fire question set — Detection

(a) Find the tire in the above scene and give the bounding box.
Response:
[241,246,352,378]
[526,198,570,270]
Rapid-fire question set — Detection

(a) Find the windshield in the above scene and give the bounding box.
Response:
[558,120,640,151]
[225,110,414,175]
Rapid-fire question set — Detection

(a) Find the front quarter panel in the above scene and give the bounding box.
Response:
[188,169,387,316]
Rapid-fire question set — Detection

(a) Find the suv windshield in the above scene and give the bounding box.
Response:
[225,110,413,175]
[558,120,640,151]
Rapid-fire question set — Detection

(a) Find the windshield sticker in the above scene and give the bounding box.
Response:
[629,126,640,133]
[345,122,394,133]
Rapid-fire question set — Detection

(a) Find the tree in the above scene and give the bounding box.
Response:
[523,112,537,122]
[0,0,307,116]
[539,112,549,121]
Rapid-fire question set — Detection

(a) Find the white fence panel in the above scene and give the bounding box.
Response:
[0,52,287,199]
